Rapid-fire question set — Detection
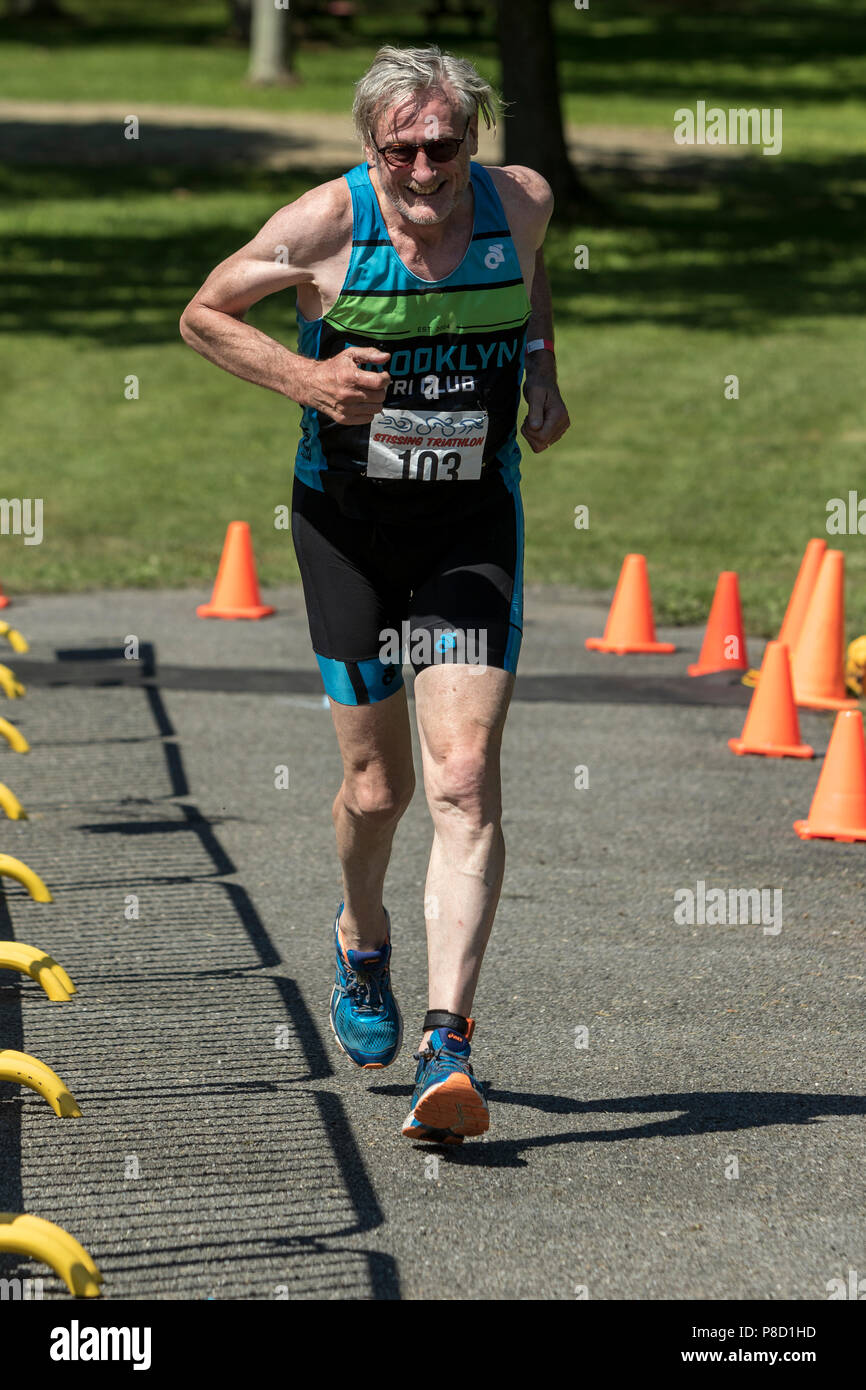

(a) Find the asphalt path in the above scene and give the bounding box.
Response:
[0,582,863,1300]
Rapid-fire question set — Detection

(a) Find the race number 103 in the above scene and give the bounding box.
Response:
[366,409,488,480]
[396,448,463,481]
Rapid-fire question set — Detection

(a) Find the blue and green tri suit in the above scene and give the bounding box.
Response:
[291,159,531,705]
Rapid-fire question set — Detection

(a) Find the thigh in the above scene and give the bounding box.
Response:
[292,475,409,706]
[413,663,515,792]
[406,474,524,681]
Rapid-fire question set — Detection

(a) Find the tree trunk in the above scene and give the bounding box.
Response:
[228,0,252,43]
[494,0,591,210]
[248,0,295,85]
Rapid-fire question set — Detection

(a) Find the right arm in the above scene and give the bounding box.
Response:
[179,180,391,424]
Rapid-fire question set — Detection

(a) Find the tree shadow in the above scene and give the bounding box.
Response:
[0,119,322,170]
[2,146,862,343]
[2,0,865,107]
[548,151,866,328]
[5,0,865,108]
[552,0,866,107]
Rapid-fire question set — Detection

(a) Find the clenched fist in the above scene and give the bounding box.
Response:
[304,346,392,425]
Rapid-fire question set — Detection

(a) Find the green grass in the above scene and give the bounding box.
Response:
[2,0,866,152]
[1,0,865,633]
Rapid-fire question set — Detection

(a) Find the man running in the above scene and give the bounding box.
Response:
[180,44,570,1143]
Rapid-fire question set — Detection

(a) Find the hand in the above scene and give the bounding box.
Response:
[305,346,392,425]
[521,375,570,453]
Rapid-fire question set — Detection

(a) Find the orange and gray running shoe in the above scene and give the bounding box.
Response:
[401,1022,488,1143]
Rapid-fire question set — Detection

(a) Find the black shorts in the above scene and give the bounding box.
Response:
[291,471,525,704]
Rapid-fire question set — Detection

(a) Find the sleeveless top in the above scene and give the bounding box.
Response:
[293,160,532,522]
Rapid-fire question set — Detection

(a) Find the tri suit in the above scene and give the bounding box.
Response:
[291,158,531,705]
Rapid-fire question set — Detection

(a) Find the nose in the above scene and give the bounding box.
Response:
[410,149,439,183]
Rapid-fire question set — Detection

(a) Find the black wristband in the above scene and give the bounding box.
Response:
[423,1010,469,1034]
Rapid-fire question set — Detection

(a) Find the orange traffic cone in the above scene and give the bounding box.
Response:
[688,571,748,677]
[790,549,857,710]
[741,538,827,687]
[0,580,8,609]
[728,642,813,758]
[197,521,275,620]
[778,537,827,650]
[585,554,675,654]
[794,709,866,842]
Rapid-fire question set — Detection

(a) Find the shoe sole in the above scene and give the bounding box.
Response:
[401,1121,464,1145]
[328,984,403,1071]
[407,1071,489,1136]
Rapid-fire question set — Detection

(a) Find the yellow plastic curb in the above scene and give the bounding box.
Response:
[0,781,27,819]
[0,853,52,901]
[0,716,28,752]
[0,941,75,1000]
[0,1049,81,1118]
[0,1213,102,1297]
[0,622,28,654]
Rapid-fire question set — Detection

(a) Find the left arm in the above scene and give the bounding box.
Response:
[522,248,571,454]
[490,164,572,454]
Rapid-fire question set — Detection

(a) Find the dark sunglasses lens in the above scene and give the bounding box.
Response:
[384,146,416,165]
[383,138,462,165]
[425,140,460,161]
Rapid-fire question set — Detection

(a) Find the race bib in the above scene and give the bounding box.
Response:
[367,408,489,481]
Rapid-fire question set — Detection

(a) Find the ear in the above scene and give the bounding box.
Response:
[468,115,479,156]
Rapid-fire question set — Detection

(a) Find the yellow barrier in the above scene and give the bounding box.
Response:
[0,716,28,752]
[0,782,27,819]
[0,941,75,1001]
[0,1213,102,1297]
[0,1049,81,1117]
[0,853,52,901]
[0,622,29,654]
[0,663,25,698]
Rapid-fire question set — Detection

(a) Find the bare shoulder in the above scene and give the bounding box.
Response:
[487,164,554,228]
[251,175,353,265]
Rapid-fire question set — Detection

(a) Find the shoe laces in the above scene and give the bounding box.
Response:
[345,961,388,1012]
[413,1041,472,1074]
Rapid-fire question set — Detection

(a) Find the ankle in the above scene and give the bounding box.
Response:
[338,904,388,954]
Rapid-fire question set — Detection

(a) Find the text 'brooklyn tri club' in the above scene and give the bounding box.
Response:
[347,336,522,378]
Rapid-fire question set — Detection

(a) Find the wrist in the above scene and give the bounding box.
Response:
[525,348,557,382]
[294,355,319,408]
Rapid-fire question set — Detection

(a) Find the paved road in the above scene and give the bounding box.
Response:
[0,583,863,1299]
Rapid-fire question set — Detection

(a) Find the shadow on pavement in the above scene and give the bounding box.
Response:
[371,1085,866,1168]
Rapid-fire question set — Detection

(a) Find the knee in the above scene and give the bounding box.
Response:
[426,748,500,830]
[339,768,415,823]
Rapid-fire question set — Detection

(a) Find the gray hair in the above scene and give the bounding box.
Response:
[353,44,500,149]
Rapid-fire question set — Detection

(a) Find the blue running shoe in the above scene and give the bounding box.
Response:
[401,1024,489,1142]
[329,903,402,1069]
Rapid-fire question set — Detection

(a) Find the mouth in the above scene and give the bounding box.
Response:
[404,180,446,198]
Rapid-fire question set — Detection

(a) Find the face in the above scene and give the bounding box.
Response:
[368,90,478,226]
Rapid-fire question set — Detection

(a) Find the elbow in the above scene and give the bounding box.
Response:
[178,302,199,345]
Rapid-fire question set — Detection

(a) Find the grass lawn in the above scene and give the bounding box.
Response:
[1,0,865,633]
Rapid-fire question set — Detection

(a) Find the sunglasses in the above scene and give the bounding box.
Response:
[374,117,471,168]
